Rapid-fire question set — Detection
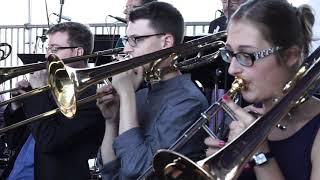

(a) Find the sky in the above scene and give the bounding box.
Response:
[0,0,312,25]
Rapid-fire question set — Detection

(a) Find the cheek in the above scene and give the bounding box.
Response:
[56,51,73,60]
[246,64,286,101]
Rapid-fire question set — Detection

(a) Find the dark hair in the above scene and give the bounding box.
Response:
[231,0,314,59]
[141,0,157,4]
[129,1,184,45]
[47,22,94,55]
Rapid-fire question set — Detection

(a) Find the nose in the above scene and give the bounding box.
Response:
[228,57,243,77]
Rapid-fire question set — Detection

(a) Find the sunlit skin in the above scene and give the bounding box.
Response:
[205,19,294,154]
[123,0,143,21]
[226,19,292,107]
[46,32,86,68]
[10,32,87,110]
[221,0,246,19]
[124,19,166,71]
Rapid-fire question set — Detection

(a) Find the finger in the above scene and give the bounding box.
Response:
[228,121,246,141]
[96,84,113,94]
[206,148,218,157]
[222,95,255,126]
[96,94,116,104]
[204,137,220,147]
[135,66,144,79]
[115,55,126,62]
[16,79,30,88]
[245,104,265,115]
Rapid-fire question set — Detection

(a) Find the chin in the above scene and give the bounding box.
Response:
[241,90,258,104]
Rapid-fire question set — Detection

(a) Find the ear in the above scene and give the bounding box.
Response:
[76,47,84,56]
[161,34,174,49]
[282,46,301,67]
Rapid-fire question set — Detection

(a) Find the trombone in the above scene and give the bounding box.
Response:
[0,48,124,107]
[151,47,320,179]
[0,87,20,95]
[47,31,227,118]
[0,31,227,133]
[0,47,123,84]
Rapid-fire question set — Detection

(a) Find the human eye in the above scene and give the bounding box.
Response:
[237,53,253,66]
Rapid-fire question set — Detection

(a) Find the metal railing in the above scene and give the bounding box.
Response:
[0,22,210,94]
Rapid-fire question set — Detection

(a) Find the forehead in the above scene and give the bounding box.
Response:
[126,0,142,6]
[226,20,270,49]
[126,19,155,36]
[48,31,70,46]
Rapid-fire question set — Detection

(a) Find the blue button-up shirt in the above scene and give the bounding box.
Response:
[8,134,35,180]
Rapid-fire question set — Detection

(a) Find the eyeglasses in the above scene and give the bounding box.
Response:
[46,46,78,54]
[122,33,166,47]
[220,46,281,67]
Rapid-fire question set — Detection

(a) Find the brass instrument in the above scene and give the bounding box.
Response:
[0,91,103,134]
[0,31,227,133]
[137,77,245,179]
[0,43,12,61]
[0,48,124,107]
[151,48,320,179]
[47,31,227,118]
[0,86,50,107]
[0,87,20,95]
[0,47,123,84]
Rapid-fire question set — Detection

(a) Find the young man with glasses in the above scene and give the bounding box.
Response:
[2,22,105,180]
[96,2,209,179]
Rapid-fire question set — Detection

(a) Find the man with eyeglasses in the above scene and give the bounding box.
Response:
[209,0,247,33]
[96,2,209,179]
[2,22,105,180]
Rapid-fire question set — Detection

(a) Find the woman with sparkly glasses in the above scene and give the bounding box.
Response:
[205,0,320,180]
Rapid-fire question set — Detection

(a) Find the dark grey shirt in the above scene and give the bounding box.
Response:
[98,73,209,179]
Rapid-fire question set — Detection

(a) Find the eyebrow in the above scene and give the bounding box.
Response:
[225,44,257,51]
[48,43,66,47]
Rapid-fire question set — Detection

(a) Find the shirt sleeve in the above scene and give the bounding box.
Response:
[96,149,120,180]
[109,97,207,178]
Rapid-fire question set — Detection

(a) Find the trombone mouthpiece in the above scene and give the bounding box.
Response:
[229,77,246,95]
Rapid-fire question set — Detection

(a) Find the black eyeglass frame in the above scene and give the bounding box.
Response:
[219,46,281,67]
[46,46,78,53]
[122,33,166,47]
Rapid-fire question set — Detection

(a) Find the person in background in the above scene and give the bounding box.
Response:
[208,0,247,33]
[2,22,105,180]
[96,2,209,179]
[115,0,158,48]
[205,0,319,180]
